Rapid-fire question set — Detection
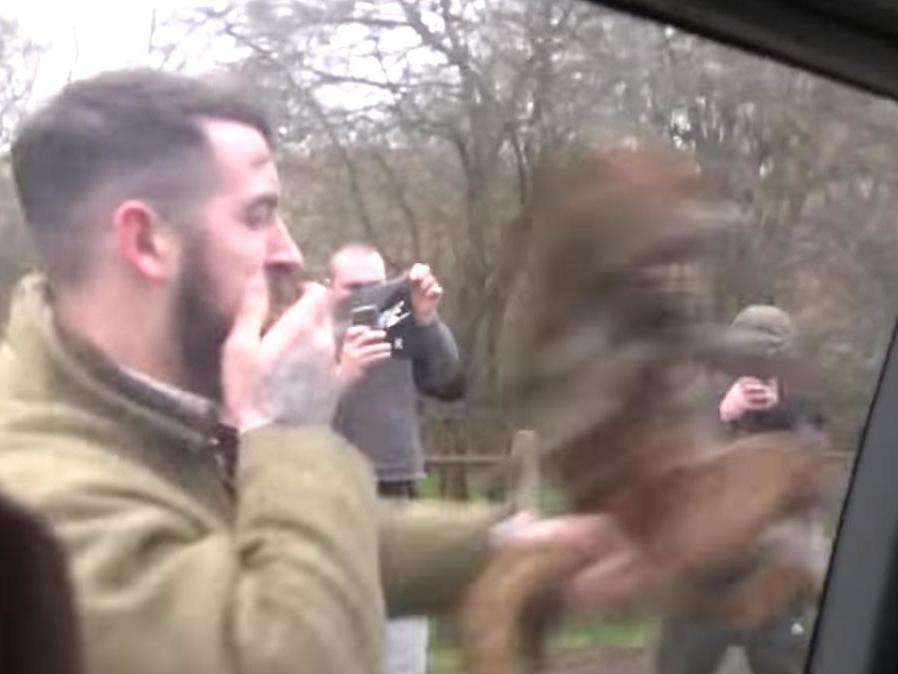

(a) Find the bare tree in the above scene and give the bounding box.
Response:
[0,16,41,150]
[162,0,898,453]
[177,0,637,406]
[0,16,41,318]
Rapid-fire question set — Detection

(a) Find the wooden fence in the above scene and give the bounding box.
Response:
[425,431,856,509]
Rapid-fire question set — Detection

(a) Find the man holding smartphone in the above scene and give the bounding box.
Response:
[329,243,463,674]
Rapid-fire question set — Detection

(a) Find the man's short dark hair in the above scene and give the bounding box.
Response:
[11,68,274,284]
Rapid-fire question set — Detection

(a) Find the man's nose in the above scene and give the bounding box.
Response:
[266,217,304,268]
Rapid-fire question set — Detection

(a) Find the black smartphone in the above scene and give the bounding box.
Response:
[350,304,380,329]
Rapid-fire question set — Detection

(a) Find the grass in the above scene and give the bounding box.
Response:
[427,613,657,673]
[419,473,443,499]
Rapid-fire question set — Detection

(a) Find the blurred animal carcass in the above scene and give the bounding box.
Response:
[460,148,830,674]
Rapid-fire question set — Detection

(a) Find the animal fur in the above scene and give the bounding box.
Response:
[460,149,828,673]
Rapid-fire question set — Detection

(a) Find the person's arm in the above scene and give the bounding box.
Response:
[411,319,465,400]
[378,498,498,616]
[405,263,465,400]
[378,500,652,618]
[0,425,388,674]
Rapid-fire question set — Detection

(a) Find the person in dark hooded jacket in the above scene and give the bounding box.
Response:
[719,305,824,436]
[656,304,829,674]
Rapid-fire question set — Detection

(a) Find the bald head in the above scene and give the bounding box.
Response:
[329,244,386,299]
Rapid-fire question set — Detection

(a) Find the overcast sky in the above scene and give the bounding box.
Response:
[6,0,221,105]
[5,0,414,113]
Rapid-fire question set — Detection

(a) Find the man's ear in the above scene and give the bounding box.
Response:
[112,200,181,282]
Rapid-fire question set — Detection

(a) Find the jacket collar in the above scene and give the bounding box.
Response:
[3,275,239,484]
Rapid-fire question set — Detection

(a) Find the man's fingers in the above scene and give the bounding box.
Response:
[558,515,652,613]
[356,344,392,364]
[501,514,629,565]
[227,272,269,344]
[745,390,774,405]
[500,513,651,615]
[220,272,271,432]
[262,282,332,359]
[418,276,442,294]
[344,327,388,347]
[357,342,393,355]
[562,546,653,614]
[408,263,430,283]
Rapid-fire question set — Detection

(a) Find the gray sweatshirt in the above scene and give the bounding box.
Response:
[333,319,464,482]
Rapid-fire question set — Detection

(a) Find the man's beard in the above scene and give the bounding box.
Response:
[173,241,233,403]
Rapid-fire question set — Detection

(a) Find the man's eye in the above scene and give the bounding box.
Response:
[246,205,275,228]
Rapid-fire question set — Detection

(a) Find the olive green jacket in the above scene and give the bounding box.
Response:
[0,276,494,674]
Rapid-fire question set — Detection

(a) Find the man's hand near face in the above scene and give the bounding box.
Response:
[337,326,392,389]
[719,376,780,423]
[409,263,443,325]
[221,272,341,432]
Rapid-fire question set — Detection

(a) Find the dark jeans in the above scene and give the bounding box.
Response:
[377,480,420,499]
[656,607,813,674]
